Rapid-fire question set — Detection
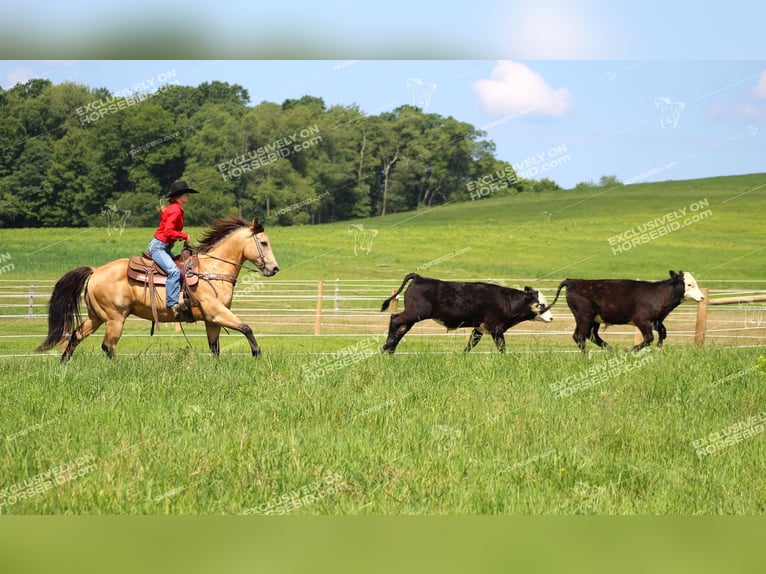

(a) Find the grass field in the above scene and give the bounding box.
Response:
[1,345,765,514]
[0,174,765,514]
[1,172,764,282]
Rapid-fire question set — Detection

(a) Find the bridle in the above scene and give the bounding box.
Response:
[251,232,267,272]
[185,230,269,280]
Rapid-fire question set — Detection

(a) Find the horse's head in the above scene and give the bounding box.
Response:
[245,218,280,277]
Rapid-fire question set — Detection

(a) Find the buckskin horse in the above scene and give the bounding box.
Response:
[36,217,280,361]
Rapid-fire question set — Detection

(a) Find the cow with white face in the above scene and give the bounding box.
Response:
[681,271,704,302]
[543,270,704,351]
[536,291,553,323]
[380,273,553,354]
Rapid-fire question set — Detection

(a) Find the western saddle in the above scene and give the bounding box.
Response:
[127,249,199,324]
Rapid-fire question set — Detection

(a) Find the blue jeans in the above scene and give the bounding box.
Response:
[149,238,181,307]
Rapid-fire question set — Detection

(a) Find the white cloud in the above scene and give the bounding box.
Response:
[737,104,766,123]
[496,1,615,59]
[3,66,35,89]
[752,70,766,99]
[707,101,766,123]
[473,60,572,118]
[2,61,76,90]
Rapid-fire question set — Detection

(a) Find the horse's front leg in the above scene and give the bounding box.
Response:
[203,304,261,357]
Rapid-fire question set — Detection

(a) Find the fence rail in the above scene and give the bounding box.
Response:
[694,288,766,345]
[1,279,764,347]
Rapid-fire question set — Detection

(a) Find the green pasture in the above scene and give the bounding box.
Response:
[0,174,765,514]
[0,172,764,283]
[1,345,765,514]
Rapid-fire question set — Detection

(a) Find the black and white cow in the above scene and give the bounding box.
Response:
[380,273,552,353]
[544,270,704,351]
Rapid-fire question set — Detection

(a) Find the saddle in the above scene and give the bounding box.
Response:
[128,252,200,287]
[127,250,200,324]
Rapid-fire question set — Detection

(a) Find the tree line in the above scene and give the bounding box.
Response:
[0,78,557,228]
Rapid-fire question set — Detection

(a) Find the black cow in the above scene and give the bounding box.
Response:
[544,270,704,351]
[380,273,552,353]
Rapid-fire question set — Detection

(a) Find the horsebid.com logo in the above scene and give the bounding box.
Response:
[0,252,14,275]
[75,69,179,125]
[608,198,712,255]
[217,125,323,181]
[0,453,97,510]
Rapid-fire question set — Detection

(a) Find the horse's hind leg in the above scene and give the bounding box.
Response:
[61,315,103,362]
[100,318,126,359]
[205,321,221,356]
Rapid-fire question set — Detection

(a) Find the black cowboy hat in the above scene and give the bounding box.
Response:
[167,180,200,198]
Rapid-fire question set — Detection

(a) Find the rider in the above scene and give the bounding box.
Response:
[149,180,199,314]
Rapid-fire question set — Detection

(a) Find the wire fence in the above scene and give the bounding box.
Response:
[1,278,764,350]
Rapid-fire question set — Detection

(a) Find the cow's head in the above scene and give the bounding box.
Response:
[670,270,704,302]
[525,286,553,322]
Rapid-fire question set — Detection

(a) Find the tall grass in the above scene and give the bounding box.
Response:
[1,343,765,514]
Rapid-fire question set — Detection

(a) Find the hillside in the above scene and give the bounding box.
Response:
[1,173,764,286]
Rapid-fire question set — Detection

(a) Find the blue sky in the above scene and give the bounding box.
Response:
[1,1,764,189]
[2,59,763,189]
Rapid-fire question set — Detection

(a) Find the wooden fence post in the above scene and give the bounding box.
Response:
[314,280,324,335]
[334,278,340,313]
[28,285,34,319]
[633,277,643,346]
[388,288,398,314]
[694,288,709,346]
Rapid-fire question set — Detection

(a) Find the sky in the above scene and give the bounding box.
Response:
[1,1,764,189]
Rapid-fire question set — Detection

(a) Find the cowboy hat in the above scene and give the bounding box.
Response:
[167,180,200,198]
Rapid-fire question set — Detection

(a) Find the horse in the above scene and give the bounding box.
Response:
[36,217,280,361]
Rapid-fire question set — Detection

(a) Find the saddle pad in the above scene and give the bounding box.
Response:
[127,256,199,286]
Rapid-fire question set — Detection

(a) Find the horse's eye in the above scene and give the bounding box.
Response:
[260,241,268,246]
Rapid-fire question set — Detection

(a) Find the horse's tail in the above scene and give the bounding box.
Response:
[36,266,94,352]
[380,273,420,312]
[540,279,570,315]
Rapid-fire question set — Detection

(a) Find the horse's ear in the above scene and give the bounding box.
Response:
[251,218,264,233]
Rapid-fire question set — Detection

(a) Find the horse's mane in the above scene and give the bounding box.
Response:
[196,216,261,253]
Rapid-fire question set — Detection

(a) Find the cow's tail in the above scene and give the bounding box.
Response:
[380,273,420,312]
[540,279,570,314]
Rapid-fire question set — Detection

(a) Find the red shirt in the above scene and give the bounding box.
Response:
[153,201,189,246]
